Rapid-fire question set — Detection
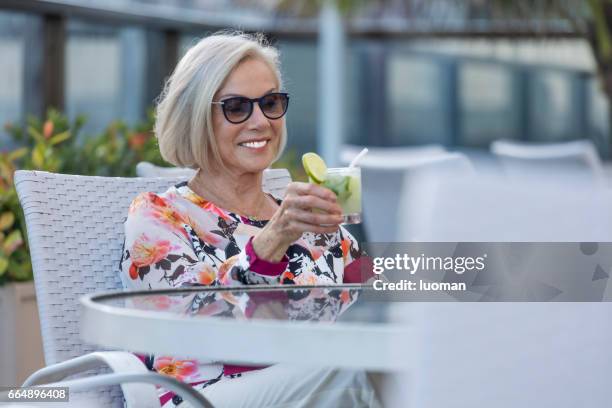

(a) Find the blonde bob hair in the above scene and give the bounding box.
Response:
[155,31,287,172]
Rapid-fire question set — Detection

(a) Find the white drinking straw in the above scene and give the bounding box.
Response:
[349,148,369,168]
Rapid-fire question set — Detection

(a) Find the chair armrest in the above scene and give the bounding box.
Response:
[42,372,213,408]
[4,370,213,408]
[21,351,158,407]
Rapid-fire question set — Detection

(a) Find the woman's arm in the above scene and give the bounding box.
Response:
[252,182,344,262]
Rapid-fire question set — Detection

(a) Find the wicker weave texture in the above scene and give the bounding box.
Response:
[15,171,190,406]
[15,171,185,365]
[14,170,290,406]
[135,162,292,197]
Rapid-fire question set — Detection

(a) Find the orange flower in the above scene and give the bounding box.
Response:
[217,256,238,284]
[184,190,231,221]
[295,274,317,285]
[310,247,323,261]
[149,295,172,310]
[340,290,350,303]
[128,192,160,214]
[144,195,187,232]
[128,132,148,149]
[149,193,169,209]
[131,234,172,267]
[158,206,184,224]
[153,206,189,233]
[201,201,231,221]
[129,263,139,280]
[196,263,217,285]
[154,357,198,381]
[192,224,221,246]
[128,193,148,214]
[183,190,208,207]
[132,295,177,311]
[341,239,350,262]
[43,120,54,139]
[281,271,295,282]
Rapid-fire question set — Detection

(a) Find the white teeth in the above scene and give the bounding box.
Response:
[240,140,268,148]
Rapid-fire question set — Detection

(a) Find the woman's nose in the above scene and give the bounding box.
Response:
[247,103,270,128]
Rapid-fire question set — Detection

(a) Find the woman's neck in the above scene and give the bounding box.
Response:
[188,167,271,218]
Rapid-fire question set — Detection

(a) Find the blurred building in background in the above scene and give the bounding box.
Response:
[0,0,608,158]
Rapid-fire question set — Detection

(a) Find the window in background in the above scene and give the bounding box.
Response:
[65,20,122,137]
[387,52,451,146]
[0,11,26,146]
[119,27,147,126]
[180,34,200,58]
[277,39,318,155]
[347,41,386,146]
[460,62,518,147]
[344,42,362,146]
[278,39,360,155]
[406,38,595,72]
[529,70,579,142]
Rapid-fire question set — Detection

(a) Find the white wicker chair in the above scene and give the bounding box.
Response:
[339,144,447,167]
[359,152,475,242]
[135,162,196,178]
[490,139,605,187]
[13,169,291,407]
[135,162,292,200]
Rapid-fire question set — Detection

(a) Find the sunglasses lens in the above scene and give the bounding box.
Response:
[223,97,252,123]
[260,94,288,119]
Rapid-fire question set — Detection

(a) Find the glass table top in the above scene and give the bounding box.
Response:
[87,284,406,326]
[81,284,414,371]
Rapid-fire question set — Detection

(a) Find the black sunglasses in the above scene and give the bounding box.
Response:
[212,92,290,124]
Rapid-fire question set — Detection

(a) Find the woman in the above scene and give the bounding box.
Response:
[121,32,378,407]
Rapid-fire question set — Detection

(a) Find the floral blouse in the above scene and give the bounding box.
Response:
[119,181,366,404]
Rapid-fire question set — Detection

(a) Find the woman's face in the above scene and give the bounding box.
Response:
[211,57,284,175]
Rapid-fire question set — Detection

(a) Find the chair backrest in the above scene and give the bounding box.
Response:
[135,162,196,178]
[15,172,185,365]
[490,139,605,187]
[135,162,292,199]
[339,144,447,167]
[14,169,292,367]
[360,152,474,242]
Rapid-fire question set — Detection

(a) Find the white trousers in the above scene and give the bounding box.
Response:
[180,365,381,408]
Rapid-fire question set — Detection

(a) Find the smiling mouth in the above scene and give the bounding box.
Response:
[239,140,269,149]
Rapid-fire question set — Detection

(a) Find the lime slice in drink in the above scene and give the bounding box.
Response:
[302,152,327,184]
[323,175,351,200]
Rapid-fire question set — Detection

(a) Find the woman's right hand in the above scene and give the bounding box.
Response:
[252,182,343,262]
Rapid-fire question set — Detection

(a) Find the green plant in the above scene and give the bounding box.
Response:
[0,146,31,283]
[0,110,82,284]
[69,110,165,177]
[0,109,168,285]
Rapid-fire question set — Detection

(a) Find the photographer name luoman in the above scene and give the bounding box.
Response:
[373,279,467,291]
